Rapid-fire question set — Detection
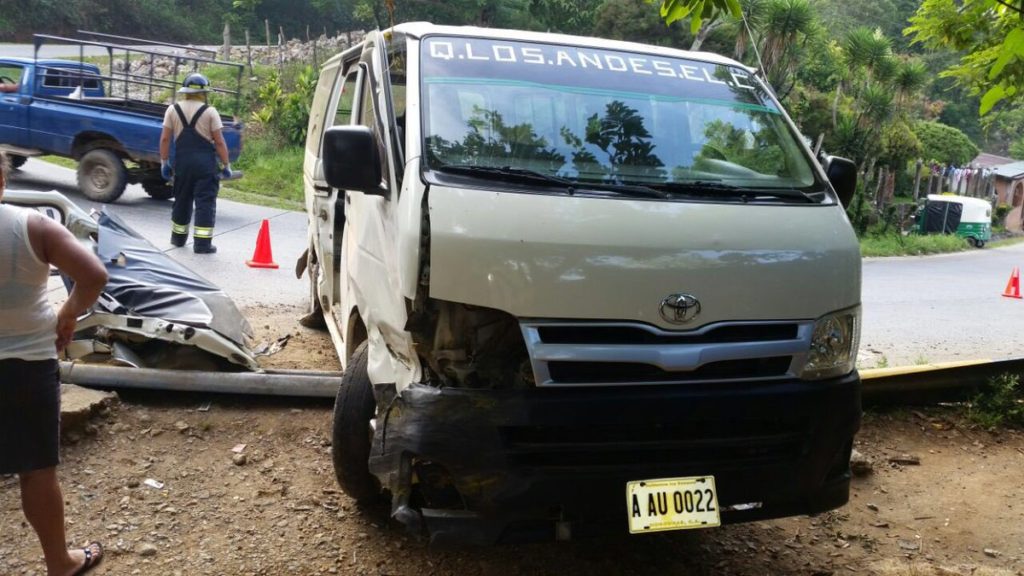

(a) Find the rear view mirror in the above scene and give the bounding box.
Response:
[824,156,857,208]
[322,126,384,195]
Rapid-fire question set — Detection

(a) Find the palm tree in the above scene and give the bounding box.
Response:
[893,58,929,111]
[833,27,893,127]
[722,0,816,97]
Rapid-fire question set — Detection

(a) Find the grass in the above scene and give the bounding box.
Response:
[40,155,78,170]
[226,131,304,207]
[860,233,969,257]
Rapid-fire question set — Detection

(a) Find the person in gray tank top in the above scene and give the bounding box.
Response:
[0,153,109,575]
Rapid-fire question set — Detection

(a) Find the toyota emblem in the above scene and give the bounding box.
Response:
[659,293,701,324]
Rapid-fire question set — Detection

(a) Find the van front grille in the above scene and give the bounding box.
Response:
[521,321,812,387]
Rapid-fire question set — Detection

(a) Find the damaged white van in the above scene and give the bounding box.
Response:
[299,22,862,544]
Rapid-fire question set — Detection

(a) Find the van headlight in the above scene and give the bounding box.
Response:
[799,306,860,380]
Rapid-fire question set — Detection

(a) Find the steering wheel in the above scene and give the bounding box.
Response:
[0,75,16,85]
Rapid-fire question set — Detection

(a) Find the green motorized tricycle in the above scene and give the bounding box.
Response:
[913,194,992,248]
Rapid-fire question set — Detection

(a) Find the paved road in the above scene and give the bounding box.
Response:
[9,157,1024,369]
[7,158,309,309]
[861,245,1024,367]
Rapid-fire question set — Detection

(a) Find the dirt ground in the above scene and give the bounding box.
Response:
[2,305,1023,576]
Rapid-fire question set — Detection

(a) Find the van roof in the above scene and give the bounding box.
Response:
[383,22,754,72]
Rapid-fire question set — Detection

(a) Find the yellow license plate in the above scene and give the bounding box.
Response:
[626,476,721,534]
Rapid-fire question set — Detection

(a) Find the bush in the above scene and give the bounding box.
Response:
[250,66,318,146]
[969,373,1024,429]
[912,121,980,166]
[994,204,1011,226]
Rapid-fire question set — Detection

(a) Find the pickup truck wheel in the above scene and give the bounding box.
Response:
[8,154,27,169]
[77,149,127,203]
[142,179,174,200]
[332,341,382,505]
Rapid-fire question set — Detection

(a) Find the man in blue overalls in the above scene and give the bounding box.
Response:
[159,73,233,254]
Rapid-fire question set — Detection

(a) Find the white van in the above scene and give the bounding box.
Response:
[299,22,862,544]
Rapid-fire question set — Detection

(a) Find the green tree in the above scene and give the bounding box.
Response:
[879,119,922,167]
[906,0,1024,115]
[594,0,694,46]
[1010,138,1024,160]
[912,121,980,165]
[654,0,742,33]
[528,0,598,35]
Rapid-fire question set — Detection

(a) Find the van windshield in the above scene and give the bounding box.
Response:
[420,36,821,194]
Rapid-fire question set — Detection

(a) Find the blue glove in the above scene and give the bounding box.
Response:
[220,164,233,180]
[160,161,173,181]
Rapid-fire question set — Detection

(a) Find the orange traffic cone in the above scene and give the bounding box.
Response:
[1003,267,1022,299]
[246,219,279,269]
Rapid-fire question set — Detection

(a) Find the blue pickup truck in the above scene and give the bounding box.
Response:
[0,54,243,202]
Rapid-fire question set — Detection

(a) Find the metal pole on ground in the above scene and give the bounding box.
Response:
[59,362,340,398]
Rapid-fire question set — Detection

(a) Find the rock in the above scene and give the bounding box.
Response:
[850,449,874,476]
[889,454,921,466]
[232,453,248,466]
[138,543,158,557]
[126,478,140,488]
[174,420,191,433]
[898,539,920,552]
[60,384,119,432]
[983,548,1001,557]
[867,503,879,512]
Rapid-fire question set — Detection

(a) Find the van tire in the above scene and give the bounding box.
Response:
[77,149,127,203]
[9,154,27,169]
[332,341,381,505]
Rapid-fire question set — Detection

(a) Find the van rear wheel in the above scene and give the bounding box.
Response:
[332,341,382,505]
[77,149,127,203]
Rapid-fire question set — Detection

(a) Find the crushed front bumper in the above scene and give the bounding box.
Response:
[370,372,860,545]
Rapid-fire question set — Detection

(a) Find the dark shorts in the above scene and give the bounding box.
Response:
[0,358,61,475]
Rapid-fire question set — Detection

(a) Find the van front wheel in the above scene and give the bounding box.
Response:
[332,341,381,505]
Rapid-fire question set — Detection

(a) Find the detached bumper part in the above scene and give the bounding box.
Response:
[371,373,860,545]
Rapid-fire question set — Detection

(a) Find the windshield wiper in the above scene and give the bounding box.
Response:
[437,164,575,187]
[651,180,822,203]
[434,165,669,199]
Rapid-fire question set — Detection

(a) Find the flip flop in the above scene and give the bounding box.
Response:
[72,541,103,576]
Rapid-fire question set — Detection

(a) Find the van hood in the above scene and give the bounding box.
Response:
[427,186,860,329]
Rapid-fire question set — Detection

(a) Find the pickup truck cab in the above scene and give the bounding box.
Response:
[302,22,862,544]
[0,52,243,202]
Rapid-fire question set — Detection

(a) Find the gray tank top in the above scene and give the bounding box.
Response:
[0,205,57,360]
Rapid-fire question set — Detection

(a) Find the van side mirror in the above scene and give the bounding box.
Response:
[824,155,857,208]
[322,126,385,195]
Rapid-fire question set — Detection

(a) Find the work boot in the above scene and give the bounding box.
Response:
[193,238,217,254]
[170,232,187,247]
